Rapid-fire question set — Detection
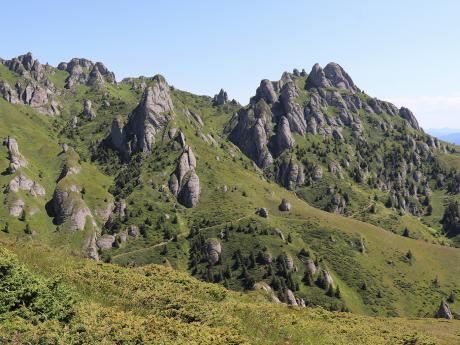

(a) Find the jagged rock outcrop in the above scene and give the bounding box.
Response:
[52,183,95,231]
[399,107,420,130]
[285,289,298,306]
[322,270,334,289]
[7,173,45,196]
[3,137,28,173]
[206,238,221,265]
[323,62,358,92]
[85,232,99,261]
[184,108,204,127]
[169,145,200,208]
[271,116,295,156]
[279,198,291,212]
[58,58,116,88]
[0,53,60,115]
[213,88,228,106]
[82,99,96,120]
[228,62,426,176]
[2,52,46,82]
[96,234,115,250]
[109,75,174,158]
[277,159,305,190]
[229,105,274,169]
[435,300,453,319]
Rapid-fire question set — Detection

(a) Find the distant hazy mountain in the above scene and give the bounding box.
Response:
[427,128,460,145]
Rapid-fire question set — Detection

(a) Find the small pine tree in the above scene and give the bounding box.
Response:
[447,291,456,303]
[377,290,382,298]
[361,282,367,291]
[24,223,32,235]
[19,210,26,222]
[287,233,293,243]
[402,227,410,237]
[303,271,313,286]
[326,285,335,297]
[2,222,9,233]
[335,285,341,299]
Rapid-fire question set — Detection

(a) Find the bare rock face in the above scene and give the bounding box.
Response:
[0,53,60,115]
[3,52,45,82]
[323,62,358,92]
[213,88,228,106]
[58,58,116,88]
[399,107,420,130]
[277,158,305,190]
[52,184,94,231]
[169,145,200,208]
[229,105,274,169]
[8,173,45,196]
[82,99,96,120]
[4,137,28,173]
[85,232,99,261]
[306,63,331,89]
[286,289,298,306]
[271,116,295,156]
[322,270,334,289]
[206,238,222,265]
[109,75,174,158]
[279,198,291,212]
[96,234,115,250]
[435,301,453,319]
[305,258,317,275]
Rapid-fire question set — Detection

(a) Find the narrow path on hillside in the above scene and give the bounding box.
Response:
[111,214,250,260]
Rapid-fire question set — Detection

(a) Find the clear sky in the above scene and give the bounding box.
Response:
[2,0,460,129]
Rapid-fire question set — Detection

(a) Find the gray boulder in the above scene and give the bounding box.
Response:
[206,238,222,265]
[435,300,453,319]
[256,207,269,218]
[96,234,116,250]
[4,137,28,173]
[279,198,291,212]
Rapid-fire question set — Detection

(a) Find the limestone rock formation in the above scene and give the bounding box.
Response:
[4,137,28,173]
[96,234,116,250]
[206,238,222,265]
[286,289,298,306]
[51,183,95,231]
[58,58,116,88]
[169,145,200,208]
[277,159,305,190]
[9,198,25,217]
[435,300,453,319]
[213,88,228,106]
[109,75,174,158]
[279,198,291,212]
[323,62,358,92]
[399,107,420,130]
[82,99,96,120]
[306,63,331,89]
[0,53,60,115]
[7,173,45,196]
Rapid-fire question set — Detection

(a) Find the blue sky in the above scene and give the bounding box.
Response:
[2,0,460,129]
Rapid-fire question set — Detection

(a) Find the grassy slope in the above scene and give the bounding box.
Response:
[2,241,459,345]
